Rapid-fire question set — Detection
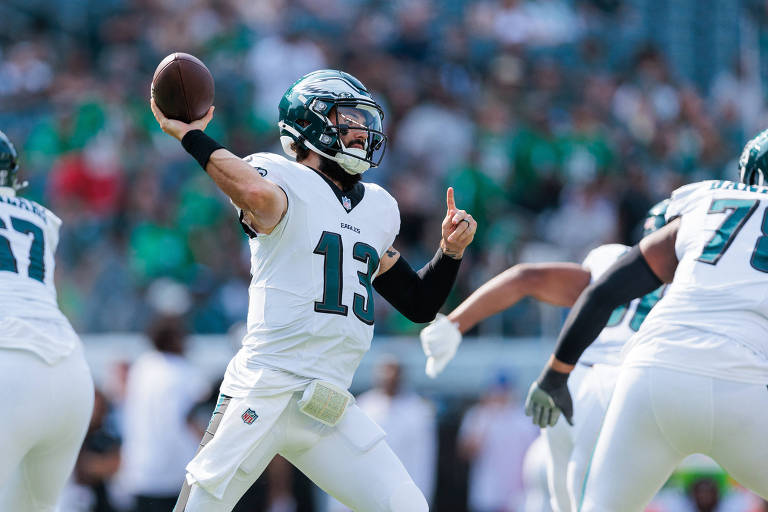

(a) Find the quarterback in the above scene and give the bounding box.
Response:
[526,129,768,510]
[420,201,668,511]
[151,70,476,511]
[0,130,94,511]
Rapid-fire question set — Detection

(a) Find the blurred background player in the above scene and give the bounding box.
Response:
[57,388,122,512]
[520,435,553,512]
[526,129,768,510]
[118,306,211,512]
[0,129,95,511]
[328,354,437,511]
[458,372,538,512]
[151,69,477,511]
[420,201,669,511]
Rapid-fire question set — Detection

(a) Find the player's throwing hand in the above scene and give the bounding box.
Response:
[441,187,476,259]
[150,97,214,141]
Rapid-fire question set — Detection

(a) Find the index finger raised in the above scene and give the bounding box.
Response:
[446,187,456,212]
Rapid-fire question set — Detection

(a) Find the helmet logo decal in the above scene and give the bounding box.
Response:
[292,76,365,99]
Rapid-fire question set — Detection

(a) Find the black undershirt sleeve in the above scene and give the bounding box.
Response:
[554,246,663,365]
[373,249,461,324]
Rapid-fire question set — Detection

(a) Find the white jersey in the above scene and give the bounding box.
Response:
[0,191,79,364]
[623,180,768,383]
[222,153,400,396]
[579,244,666,366]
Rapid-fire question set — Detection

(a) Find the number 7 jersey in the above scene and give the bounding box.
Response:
[225,153,400,393]
[622,179,768,383]
[0,192,81,364]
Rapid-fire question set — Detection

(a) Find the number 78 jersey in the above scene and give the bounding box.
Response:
[232,153,400,390]
[623,180,768,383]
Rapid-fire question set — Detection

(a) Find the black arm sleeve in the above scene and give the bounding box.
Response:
[373,249,461,324]
[554,246,662,365]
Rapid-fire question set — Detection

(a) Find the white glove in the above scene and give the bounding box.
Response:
[419,314,462,378]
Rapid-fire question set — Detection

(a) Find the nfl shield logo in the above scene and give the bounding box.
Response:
[342,196,352,211]
[241,408,257,425]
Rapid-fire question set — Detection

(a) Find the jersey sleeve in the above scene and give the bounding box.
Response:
[665,181,716,222]
[42,205,63,253]
[233,153,293,238]
[386,194,401,252]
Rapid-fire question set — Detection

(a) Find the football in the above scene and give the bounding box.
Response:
[151,52,214,123]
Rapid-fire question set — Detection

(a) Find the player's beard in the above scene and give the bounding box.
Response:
[318,155,362,191]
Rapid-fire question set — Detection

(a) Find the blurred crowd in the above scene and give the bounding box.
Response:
[1,0,768,337]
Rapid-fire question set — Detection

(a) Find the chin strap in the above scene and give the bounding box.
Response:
[335,142,370,175]
[278,122,371,175]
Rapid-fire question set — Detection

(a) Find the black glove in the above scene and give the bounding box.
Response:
[525,366,574,428]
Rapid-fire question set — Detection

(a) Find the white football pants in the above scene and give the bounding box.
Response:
[181,392,428,512]
[580,366,768,511]
[0,345,94,512]
[541,363,619,512]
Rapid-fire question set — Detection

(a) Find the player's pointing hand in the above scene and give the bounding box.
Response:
[441,187,476,259]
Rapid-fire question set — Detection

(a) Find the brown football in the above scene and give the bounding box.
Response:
[151,52,214,123]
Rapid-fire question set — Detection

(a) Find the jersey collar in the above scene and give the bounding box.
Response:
[310,168,365,213]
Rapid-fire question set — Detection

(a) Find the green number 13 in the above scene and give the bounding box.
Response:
[313,231,379,325]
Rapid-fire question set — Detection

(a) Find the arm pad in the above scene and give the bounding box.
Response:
[554,246,662,365]
[373,249,461,323]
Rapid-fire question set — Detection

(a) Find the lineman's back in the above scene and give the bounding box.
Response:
[0,192,79,364]
[625,180,768,382]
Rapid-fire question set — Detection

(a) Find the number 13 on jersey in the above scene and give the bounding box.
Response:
[313,231,379,325]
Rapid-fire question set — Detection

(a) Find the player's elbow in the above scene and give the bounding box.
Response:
[504,264,541,294]
[402,308,437,324]
[395,294,440,323]
[242,183,278,215]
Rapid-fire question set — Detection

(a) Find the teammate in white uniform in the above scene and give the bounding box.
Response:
[420,202,669,512]
[151,70,477,512]
[0,130,94,511]
[525,130,768,511]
